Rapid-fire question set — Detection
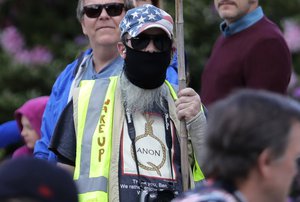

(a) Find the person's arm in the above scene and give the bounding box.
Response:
[33,94,56,160]
[175,88,207,168]
[245,37,291,93]
[186,110,206,169]
[0,120,22,148]
[34,60,78,161]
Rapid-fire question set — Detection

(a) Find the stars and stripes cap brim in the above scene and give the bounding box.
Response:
[120,4,174,38]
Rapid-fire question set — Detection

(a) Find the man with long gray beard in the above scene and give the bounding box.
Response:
[49,4,206,202]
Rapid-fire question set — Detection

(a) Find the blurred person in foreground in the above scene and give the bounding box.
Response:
[173,89,300,202]
[34,0,178,163]
[0,157,78,202]
[50,4,205,202]
[200,0,292,106]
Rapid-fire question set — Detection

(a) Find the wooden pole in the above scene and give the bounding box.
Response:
[175,0,189,192]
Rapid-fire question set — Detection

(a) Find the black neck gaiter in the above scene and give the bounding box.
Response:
[124,45,172,89]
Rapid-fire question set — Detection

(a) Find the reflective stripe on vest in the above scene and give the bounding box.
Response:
[74,77,118,202]
[164,80,205,182]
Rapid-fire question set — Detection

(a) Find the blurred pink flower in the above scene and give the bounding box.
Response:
[0,26,24,54]
[14,50,32,65]
[1,25,53,66]
[283,19,300,53]
[14,47,53,66]
[30,46,53,65]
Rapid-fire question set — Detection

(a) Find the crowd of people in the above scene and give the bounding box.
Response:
[0,0,299,202]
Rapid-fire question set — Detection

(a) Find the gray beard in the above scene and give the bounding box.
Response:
[120,73,168,114]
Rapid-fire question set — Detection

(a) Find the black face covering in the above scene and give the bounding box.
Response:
[123,44,172,89]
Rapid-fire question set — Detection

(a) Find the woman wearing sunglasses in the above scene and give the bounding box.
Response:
[49,4,205,202]
[34,0,179,163]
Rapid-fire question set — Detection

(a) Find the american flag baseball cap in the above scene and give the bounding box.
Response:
[120,4,174,38]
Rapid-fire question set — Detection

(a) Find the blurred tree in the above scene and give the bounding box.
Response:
[0,0,87,122]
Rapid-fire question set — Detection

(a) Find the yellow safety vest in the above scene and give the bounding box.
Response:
[73,76,204,202]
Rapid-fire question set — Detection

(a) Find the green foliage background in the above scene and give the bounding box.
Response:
[0,0,85,122]
[1,0,300,122]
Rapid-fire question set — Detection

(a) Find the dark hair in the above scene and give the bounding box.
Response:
[203,89,300,182]
[134,0,161,8]
[151,0,160,7]
[76,0,134,22]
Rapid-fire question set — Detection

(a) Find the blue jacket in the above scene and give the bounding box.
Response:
[34,48,178,161]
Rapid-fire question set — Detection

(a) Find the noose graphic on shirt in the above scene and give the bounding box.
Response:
[131,114,167,176]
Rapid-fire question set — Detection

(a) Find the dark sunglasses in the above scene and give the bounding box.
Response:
[83,3,124,18]
[126,33,172,52]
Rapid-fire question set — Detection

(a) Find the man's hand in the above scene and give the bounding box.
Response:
[175,88,201,121]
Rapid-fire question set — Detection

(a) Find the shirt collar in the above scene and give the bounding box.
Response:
[82,53,123,80]
[220,6,264,37]
[85,53,123,73]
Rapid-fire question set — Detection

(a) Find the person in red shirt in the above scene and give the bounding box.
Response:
[200,0,291,106]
